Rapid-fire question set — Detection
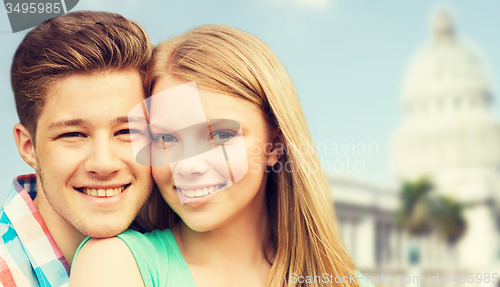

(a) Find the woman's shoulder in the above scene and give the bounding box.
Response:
[72,236,134,268]
[70,237,145,287]
[71,229,176,287]
[118,228,175,251]
[117,228,184,287]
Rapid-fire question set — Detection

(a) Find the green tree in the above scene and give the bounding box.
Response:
[396,178,466,244]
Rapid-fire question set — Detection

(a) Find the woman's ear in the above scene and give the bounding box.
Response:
[13,123,38,170]
[266,129,285,167]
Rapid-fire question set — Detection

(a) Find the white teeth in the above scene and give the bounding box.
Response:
[106,189,113,197]
[180,184,225,198]
[81,186,126,198]
[195,189,203,196]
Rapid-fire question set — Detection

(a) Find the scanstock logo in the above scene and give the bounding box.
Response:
[4,0,79,33]
[129,82,249,204]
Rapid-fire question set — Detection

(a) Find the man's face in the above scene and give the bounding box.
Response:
[33,70,152,238]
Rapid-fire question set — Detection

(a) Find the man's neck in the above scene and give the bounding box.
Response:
[33,190,86,267]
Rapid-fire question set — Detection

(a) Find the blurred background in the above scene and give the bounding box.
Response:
[1,0,499,286]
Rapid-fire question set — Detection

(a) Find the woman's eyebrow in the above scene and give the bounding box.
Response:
[207,119,241,130]
[148,123,174,133]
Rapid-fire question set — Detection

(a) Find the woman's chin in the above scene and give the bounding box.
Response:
[183,221,218,233]
[179,213,226,233]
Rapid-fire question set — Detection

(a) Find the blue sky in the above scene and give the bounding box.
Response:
[0,0,499,203]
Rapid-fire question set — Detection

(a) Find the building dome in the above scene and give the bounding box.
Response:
[391,7,500,274]
[403,10,490,113]
[392,10,500,185]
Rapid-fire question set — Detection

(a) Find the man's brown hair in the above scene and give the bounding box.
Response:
[11,11,153,142]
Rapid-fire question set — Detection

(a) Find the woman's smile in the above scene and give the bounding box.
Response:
[176,183,226,198]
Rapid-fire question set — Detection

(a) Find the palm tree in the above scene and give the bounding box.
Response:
[396,178,466,244]
[428,195,466,244]
[396,178,434,235]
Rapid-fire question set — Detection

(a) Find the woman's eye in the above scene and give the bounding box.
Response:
[155,134,178,143]
[162,134,178,142]
[212,131,235,143]
[152,134,178,149]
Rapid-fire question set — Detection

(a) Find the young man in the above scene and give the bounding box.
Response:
[0,11,154,286]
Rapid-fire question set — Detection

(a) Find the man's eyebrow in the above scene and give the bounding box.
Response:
[48,116,145,130]
[48,119,86,130]
[115,116,146,124]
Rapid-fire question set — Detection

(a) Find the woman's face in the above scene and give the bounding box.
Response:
[149,74,278,232]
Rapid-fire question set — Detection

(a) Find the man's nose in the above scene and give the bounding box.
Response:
[84,137,123,177]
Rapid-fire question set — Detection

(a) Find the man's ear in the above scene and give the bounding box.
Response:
[266,129,285,167]
[13,123,37,170]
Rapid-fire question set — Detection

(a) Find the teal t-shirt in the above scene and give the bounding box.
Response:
[74,229,196,287]
[74,228,376,287]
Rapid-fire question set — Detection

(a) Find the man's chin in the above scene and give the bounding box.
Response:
[79,224,130,239]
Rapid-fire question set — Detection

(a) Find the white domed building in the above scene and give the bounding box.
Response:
[332,8,500,286]
[393,9,500,280]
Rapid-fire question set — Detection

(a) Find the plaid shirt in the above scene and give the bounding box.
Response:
[0,174,69,287]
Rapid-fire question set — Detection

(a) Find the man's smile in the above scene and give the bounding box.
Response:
[75,184,131,198]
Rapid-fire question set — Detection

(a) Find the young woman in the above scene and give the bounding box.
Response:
[70,25,370,287]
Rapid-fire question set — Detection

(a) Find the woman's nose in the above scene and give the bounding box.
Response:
[172,153,209,177]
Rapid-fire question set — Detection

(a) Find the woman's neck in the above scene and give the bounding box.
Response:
[172,184,272,269]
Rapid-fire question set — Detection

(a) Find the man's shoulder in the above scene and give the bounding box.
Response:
[0,195,23,251]
[0,174,69,286]
[0,207,15,240]
[0,174,37,247]
[0,207,41,286]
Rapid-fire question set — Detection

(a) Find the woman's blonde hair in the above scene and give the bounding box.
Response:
[140,25,360,287]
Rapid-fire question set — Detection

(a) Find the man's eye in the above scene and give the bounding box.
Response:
[115,129,130,136]
[57,132,85,139]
